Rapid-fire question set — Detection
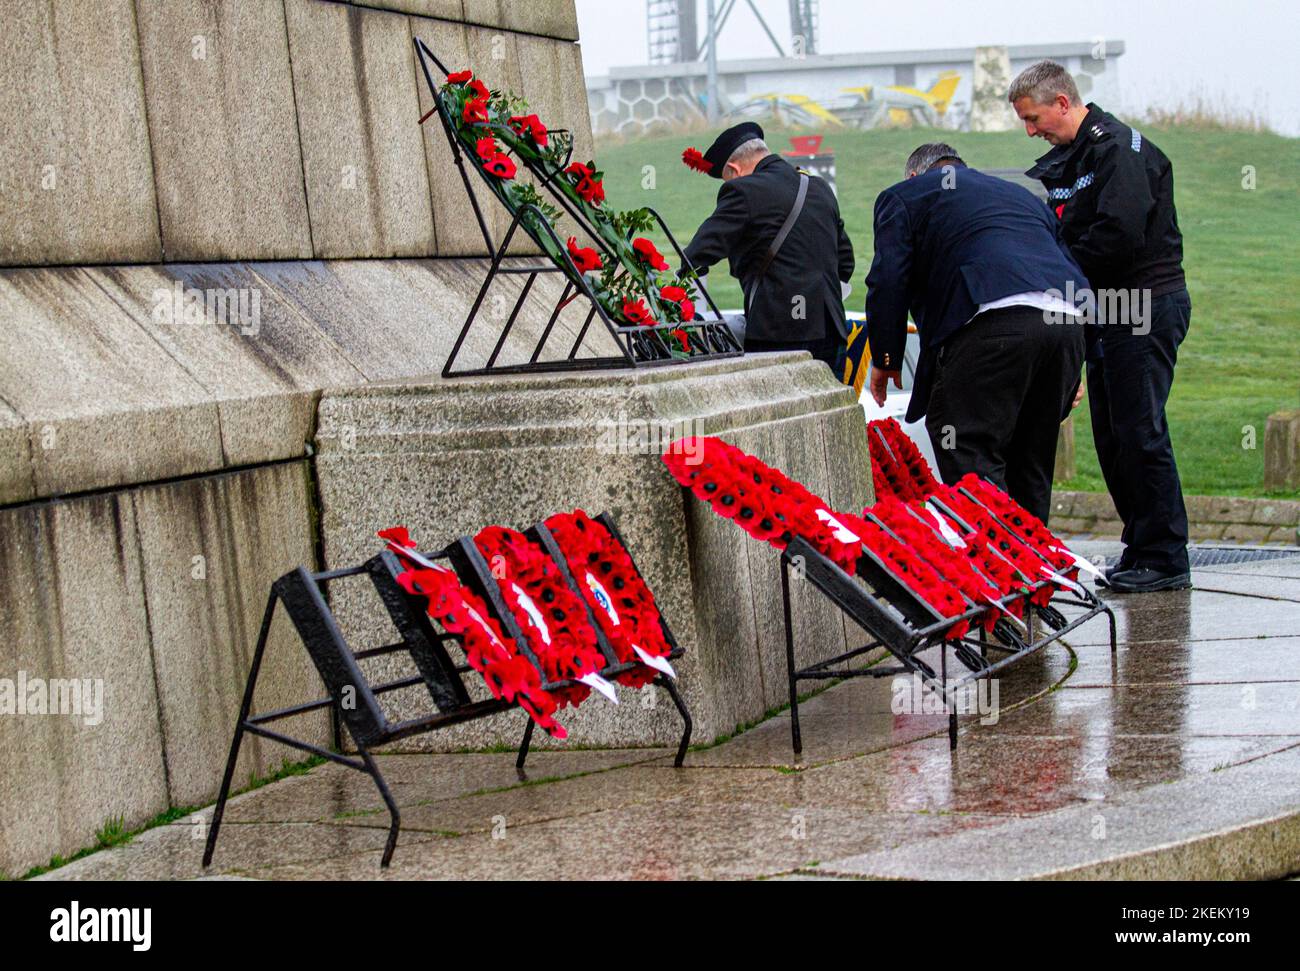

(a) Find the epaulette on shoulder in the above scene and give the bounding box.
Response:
[1086,120,1116,143]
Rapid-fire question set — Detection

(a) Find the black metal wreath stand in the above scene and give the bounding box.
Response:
[203,514,691,870]
[412,37,742,376]
[777,492,1117,755]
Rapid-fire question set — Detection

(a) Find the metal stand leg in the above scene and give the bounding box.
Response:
[516,717,535,771]
[1106,603,1118,654]
[357,744,401,869]
[656,675,693,767]
[941,639,957,752]
[204,591,278,868]
[781,559,802,756]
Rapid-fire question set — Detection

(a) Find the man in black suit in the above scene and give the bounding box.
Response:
[684,123,855,369]
[865,143,1088,523]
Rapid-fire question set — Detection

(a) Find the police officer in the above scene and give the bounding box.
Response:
[683,122,855,370]
[1011,61,1192,594]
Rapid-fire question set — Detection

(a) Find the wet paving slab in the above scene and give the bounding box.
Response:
[326,764,786,837]
[1070,588,1299,646]
[1191,572,1300,600]
[34,550,1300,880]
[208,749,670,825]
[251,801,1010,881]
[1046,635,1300,687]
[986,681,1300,738]
[671,650,1069,770]
[807,744,1300,881]
[749,733,1294,818]
[38,819,446,882]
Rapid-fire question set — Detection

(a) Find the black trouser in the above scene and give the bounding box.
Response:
[1087,289,1191,573]
[925,305,1085,524]
[746,333,843,372]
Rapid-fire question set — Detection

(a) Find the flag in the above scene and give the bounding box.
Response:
[842,318,870,396]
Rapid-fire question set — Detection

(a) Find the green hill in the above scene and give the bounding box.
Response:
[592,125,1300,498]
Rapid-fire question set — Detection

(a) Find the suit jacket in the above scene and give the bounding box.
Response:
[864,166,1088,421]
[685,155,855,342]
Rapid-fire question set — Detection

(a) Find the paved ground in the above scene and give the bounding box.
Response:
[38,543,1300,881]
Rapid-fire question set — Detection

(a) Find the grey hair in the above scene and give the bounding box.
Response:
[1007,60,1082,106]
[727,137,770,167]
[905,142,963,178]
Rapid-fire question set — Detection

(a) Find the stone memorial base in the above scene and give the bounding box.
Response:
[314,352,872,750]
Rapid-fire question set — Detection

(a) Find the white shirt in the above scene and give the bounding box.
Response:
[975,291,1082,320]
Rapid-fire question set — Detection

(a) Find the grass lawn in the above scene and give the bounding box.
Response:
[592,125,1300,498]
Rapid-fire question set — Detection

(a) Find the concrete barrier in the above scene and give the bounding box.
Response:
[0,0,599,875]
[0,0,161,265]
[0,0,591,267]
[0,463,325,877]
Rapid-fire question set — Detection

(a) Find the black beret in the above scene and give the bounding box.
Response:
[702,122,765,179]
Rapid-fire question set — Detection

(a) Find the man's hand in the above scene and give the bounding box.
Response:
[869,365,903,407]
[1071,380,1086,410]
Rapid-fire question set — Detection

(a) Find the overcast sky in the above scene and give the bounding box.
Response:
[574,0,1299,135]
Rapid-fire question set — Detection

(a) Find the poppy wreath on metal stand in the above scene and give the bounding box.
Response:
[834,509,972,640]
[662,436,862,572]
[957,474,1078,576]
[959,529,1032,619]
[438,67,707,359]
[544,510,671,690]
[472,525,608,710]
[881,499,1036,619]
[662,437,971,637]
[376,527,568,739]
[870,497,1010,634]
[868,418,942,501]
[937,488,1072,606]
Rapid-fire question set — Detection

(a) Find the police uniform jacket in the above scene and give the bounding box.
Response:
[1026,103,1186,297]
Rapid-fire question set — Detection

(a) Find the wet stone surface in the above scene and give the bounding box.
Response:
[34,552,1300,881]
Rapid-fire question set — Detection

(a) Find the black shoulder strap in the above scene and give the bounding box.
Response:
[754,173,809,280]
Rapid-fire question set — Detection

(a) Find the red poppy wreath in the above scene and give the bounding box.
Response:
[545,510,674,690]
[868,418,941,502]
[376,527,567,738]
[473,525,612,710]
[661,437,972,636]
[935,488,1070,606]
[957,474,1079,578]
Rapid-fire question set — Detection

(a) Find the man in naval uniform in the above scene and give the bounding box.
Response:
[683,122,855,370]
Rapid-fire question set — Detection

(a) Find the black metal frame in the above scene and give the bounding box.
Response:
[779,492,1117,755]
[203,513,691,870]
[412,37,742,377]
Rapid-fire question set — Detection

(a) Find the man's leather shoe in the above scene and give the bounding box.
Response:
[1107,566,1192,594]
[1094,561,1127,589]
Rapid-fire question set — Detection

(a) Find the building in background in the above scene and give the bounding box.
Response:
[588,36,1124,136]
